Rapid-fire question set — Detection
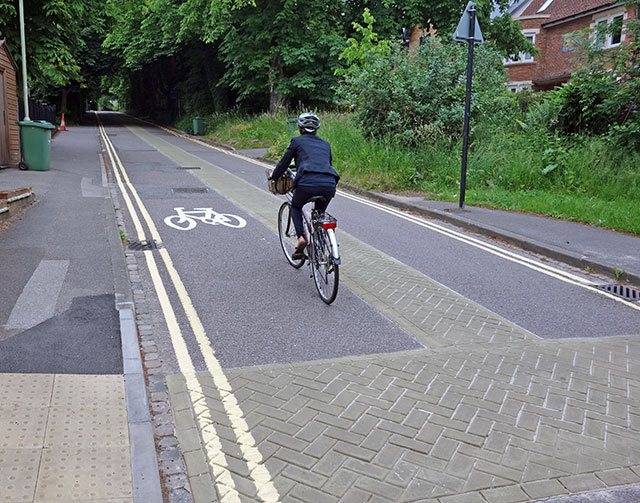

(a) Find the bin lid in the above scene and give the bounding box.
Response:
[17,120,56,130]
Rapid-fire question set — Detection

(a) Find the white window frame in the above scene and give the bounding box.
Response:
[504,31,537,65]
[593,11,626,49]
[506,81,533,93]
[521,33,535,62]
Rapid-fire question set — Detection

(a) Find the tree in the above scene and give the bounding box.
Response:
[216,0,345,113]
[0,0,104,99]
[340,0,534,57]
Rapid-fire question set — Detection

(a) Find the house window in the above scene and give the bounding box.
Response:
[594,13,625,48]
[505,33,536,64]
[506,82,532,93]
[611,14,623,45]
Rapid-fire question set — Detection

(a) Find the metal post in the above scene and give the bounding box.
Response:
[459,4,476,209]
[18,0,30,120]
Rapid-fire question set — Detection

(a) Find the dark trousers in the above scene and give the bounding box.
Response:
[290,185,336,238]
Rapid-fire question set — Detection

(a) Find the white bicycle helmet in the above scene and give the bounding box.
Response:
[297,112,320,133]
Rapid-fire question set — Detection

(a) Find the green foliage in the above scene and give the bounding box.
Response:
[545,1,640,148]
[340,38,511,145]
[335,8,391,78]
[0,0,104,94]
[217,0,346,113]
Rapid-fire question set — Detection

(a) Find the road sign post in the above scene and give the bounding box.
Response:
[454,2,483,209]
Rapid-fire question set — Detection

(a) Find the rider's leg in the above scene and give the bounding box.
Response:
[290,187,312,245]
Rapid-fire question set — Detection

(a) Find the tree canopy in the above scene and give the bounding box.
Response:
[0,0,533,117]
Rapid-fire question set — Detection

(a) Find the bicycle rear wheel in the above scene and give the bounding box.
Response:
[311,228,339,304]
[278,202,304,268]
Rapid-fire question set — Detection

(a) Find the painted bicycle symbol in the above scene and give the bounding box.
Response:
[164,207,247,231]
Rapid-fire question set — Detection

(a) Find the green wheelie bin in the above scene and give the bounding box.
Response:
[193,117,204,135]
[17,120,56,171]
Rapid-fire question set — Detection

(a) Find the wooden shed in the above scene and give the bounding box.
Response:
[0,40,20,168]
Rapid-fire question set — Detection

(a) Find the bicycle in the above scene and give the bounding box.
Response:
[268,167,341,304]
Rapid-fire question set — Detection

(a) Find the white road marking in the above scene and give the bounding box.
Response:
[96,115,280,503]
[164,207,247,231]
[158,124,640,312]
[6,260,69,330]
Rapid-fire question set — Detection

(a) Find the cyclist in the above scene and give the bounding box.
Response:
[270,112,340,259]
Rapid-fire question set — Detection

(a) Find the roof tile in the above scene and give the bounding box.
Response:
[519,0,619,23]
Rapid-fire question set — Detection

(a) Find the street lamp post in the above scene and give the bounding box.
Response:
[18,0,30,120]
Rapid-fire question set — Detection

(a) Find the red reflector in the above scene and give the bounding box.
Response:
[322,222,337,229]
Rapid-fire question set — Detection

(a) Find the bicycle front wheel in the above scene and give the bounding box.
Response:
[278,202,304,268]
[311,228,339,304]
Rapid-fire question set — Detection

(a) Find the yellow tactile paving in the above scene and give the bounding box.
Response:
[0,374,54,408]
[0,448,40,503]
[34,447,132,502]
[45,407,129,449]
[0,374,132,503]
[51,374,125,408]
[0,408,48,449]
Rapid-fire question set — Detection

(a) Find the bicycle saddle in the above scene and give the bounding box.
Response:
[308,195,327,205]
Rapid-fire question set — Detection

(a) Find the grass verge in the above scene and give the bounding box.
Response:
[178,111,640,235]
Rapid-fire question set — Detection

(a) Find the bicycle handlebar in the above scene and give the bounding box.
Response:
[285,165,296,179]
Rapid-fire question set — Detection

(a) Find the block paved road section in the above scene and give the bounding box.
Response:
[0,373,132,503]
[168,335,640,502]
[338,235,535,349]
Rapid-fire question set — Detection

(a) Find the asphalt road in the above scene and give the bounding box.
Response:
[96,112,638,374]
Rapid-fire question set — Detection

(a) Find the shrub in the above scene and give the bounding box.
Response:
[338,38,515,146]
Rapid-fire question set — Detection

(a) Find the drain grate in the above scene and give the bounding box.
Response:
[594,283,640,301]
[172,187,208,193]
[177,166,201,170]
[127,240,160,251]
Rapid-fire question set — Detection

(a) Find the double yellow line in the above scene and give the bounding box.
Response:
[96,113,280,503]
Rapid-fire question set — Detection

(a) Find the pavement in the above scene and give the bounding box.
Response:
[0,117,639,503]
[0,120,162,502]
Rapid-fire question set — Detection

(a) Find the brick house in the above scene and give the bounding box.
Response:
[504,0,638,92]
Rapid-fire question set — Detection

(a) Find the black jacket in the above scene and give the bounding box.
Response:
[272,134,340,188]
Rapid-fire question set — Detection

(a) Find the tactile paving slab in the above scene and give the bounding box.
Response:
[51,374,125,408]
[0,374,54,408]
[0,374,132,502]
[34,447,133,502]
[45,406,129,449]
[0,448,40,503]
[0,407,48,449]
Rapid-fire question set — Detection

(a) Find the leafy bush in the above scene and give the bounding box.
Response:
[546,7,640,148]
[547,74,623,135]
[338,38,514,145]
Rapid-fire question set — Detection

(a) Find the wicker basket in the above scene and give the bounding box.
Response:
[268,175,293,194]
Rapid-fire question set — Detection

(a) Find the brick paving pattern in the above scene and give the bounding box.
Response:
[338,235,535,349]
[168,336,640,502]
